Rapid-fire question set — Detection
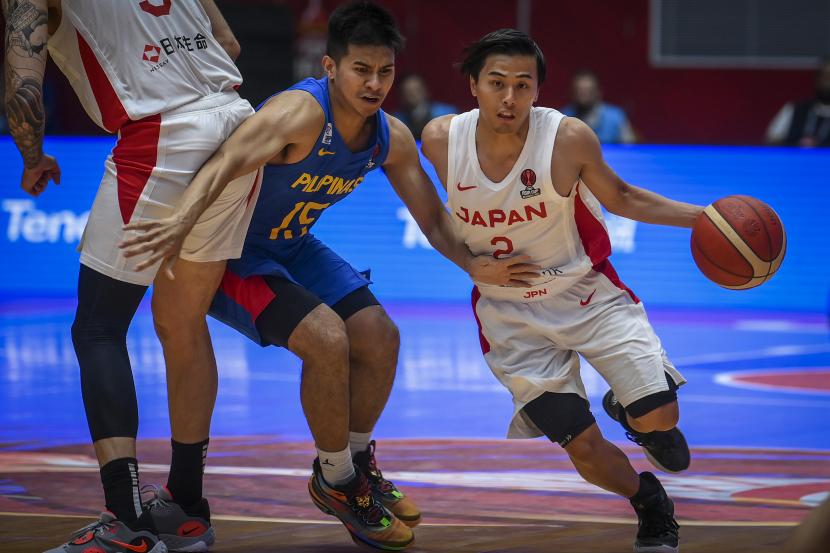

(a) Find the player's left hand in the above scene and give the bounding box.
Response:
[118,215,192,279]
[467,254,541,287]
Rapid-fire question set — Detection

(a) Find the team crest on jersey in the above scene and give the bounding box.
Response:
[520,168,540,199]
[365,144,381,170]
[322,123,334,145]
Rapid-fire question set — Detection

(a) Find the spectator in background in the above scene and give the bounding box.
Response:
[562,70,635,144]
[395,74,456,140]
[766,57,830,147]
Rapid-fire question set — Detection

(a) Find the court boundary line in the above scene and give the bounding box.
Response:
[0,510,798,528]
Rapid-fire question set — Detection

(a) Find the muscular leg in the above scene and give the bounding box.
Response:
[564,424,640,497]
[152,259,226,443]
[72,264,147,520]
[341,305,399,433]
[151,259,226,506]
[284,305,351,452]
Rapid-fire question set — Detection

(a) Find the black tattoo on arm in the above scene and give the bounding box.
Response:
[4,0,49,168]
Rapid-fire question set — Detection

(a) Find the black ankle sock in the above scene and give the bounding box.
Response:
[100,457,141,522]
[630,472,661,505]
[166,438,208,507]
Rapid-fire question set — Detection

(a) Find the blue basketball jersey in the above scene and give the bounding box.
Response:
[244,77,391,248]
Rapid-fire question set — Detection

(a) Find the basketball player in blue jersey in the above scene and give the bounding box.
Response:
[120,3,539,550]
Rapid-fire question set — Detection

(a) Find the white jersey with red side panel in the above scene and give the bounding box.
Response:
[47,0,242,132]
[447,107,635,303]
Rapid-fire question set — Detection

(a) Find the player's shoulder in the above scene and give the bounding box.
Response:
[259,90,325,131]
[420,114,458,158]
[556,116,599,149]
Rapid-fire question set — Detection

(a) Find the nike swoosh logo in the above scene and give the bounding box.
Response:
[182,525,202,536]
[579,289,597,306]
[456,182,476,191]
[318,148,336,156]
[109,539,149,553]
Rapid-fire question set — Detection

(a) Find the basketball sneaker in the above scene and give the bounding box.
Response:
[602,390,691,473]
[308,458,414,550]
[142,485,215,552]
[353,440,422,528]
[44,511,167,553]
[630,472,680,553]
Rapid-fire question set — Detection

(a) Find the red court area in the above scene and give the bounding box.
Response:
[722,368,830,394]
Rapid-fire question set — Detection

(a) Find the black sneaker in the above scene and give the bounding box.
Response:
[630,472,680,553]
[603,390,690,473]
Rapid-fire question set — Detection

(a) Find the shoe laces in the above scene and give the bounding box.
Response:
[68,514,116,543]
[346,473,388,525]
[361,440,395,494]
[141,484,170,511]
[626,430,674,449]
[636,502,679,538]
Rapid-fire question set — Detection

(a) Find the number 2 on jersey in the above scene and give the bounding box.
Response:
[491,236,514,259]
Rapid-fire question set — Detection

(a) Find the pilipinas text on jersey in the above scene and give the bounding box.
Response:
[245,78,391,243]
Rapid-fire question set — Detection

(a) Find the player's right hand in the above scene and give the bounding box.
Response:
[467,254,541,287]
[21,154,61,196]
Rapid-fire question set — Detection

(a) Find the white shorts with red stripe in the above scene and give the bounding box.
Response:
[79,90,261,286]
[471,262,685,439]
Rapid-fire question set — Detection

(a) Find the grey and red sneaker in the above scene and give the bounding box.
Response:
[142,485,214,552]
[44,511,167,553]
[353,440,421,527]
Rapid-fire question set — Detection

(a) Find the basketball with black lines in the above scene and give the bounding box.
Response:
[691,195,786,289]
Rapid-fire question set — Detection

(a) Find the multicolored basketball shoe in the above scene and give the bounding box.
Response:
[44,511,167,553]
[353,440,422,527]
[143,485,215,552]
[603,390,691,473]
[308,458,414,550]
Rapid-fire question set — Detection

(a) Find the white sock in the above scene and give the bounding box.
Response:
[317,446,355,487]
[349,431,373,457]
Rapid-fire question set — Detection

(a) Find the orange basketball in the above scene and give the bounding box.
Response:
[691,195,786,290]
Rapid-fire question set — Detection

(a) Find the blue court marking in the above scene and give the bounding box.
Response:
[0,298,827,452]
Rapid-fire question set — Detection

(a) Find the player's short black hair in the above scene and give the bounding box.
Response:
[460,29,546,84]
[327,2,405,62]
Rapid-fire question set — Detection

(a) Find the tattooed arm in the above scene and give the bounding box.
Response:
[3,0,60,196]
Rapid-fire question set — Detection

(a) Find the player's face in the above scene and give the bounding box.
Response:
[471,54,539,135]
[325,45,396,118]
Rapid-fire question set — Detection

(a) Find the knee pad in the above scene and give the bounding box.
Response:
[626,373,679,419]
[522,392,596,447]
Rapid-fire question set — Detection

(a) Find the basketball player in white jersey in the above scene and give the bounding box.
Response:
[422,30,706,552]
[4,1,260,552]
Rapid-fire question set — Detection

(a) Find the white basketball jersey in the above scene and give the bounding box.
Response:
[447,107,614,302]
[48,0,243,131]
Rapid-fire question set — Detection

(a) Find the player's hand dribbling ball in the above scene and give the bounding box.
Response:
[691,195,786,289]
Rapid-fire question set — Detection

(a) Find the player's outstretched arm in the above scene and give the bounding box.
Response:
[198,0,241,61]
[3,0,61,196]
[559,117,703,228]
[119,91,324,276]
[391,116,540,287]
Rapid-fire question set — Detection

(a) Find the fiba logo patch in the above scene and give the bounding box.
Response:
[322,123,334,145]
[142,44,161,63]
[520,168,541,199]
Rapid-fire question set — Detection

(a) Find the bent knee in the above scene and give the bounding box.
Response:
[350,308,400,359]
[631,401,679,432]
[289,306,350,361]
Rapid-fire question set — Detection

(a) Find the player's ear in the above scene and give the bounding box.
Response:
[322,55,336,79]
[469,75,478,97]
[533,85,540,104]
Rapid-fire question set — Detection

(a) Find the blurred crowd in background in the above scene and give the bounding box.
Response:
[2,0,829,147]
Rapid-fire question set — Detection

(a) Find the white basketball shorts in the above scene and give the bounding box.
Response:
[471,261,686,439]
[79,90,261,286]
